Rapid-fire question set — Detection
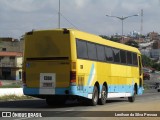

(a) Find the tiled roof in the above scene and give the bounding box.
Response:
[0,52,23,57]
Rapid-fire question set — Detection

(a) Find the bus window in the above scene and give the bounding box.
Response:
[132,53,138,66]
[113,48,120,63]
[76,39,88,59]
[120,50,127,64]
[127,51,132,65]
[105,47,113,62]
[96,44,105,61]
[139,56,142,75]
[87,42,97,60]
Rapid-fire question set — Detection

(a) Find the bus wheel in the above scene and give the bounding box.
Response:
[98,85,107,105]
[128,87,136,102]
[89,85,99,106]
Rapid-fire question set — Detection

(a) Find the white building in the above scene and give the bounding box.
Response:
[150,49,160,59]
[0,52,22,80]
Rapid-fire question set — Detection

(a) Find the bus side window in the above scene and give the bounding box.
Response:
[87,42,97,60]
[105,47,113,62]
[138,56,142,75]
[127,52,133,65]
[96,44,105,61]
[120,50,127,64]
[132,53,138,66]
[112,48,120,63]
[76,39,88,59]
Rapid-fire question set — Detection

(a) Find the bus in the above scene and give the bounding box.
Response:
[22,28,143,106]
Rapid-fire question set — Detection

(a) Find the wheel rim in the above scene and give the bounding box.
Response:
[93,87,98,103]
[101,87,107,101]
[101,91,107,101]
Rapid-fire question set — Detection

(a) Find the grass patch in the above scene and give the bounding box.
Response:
[0,81,22,88]
[143,83,149,90]
[0,95,34,101]
[0,85,21,88]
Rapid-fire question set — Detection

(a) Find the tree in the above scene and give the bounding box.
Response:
[125,41,139,48]
[100,35,119,42]
[142,55,153,67]
[152,63,160,71]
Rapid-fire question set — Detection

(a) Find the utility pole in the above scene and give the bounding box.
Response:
[58,0,61,28]
[140,9,143,35]
[106,14,139,43]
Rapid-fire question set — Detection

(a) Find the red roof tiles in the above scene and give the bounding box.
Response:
[0,52,23,57]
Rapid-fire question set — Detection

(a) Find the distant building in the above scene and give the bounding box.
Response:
[0,37,23,52]
[152,40,160,49]
[128,31,140,38]
[0,52,22,80]
[119,36,133,44]
[140,49,151,57]
[148,32,159,41]
[0,37,24,80]
[150,49,160,59]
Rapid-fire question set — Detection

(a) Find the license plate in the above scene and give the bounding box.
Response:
[43,83,53,87]
[40,73,56,88]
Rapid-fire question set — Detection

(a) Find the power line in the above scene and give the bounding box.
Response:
[59,12,79,30]
[55,0,79,29]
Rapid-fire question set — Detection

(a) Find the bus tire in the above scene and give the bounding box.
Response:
[89,85,99,106]
[128,87,136,102]
[98,85,107,105]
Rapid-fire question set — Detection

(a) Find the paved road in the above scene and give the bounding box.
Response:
[0,89,160,120]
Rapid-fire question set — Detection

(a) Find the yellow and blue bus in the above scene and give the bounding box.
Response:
[23,28,143,106]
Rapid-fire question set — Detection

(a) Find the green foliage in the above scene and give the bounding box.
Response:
[142,55,154,67]
[100,35,120,42]
[125,41,139,48]
[152,63,160,71]
[100,35,110,40]
[142,55,160,71]
[0,80,22,88]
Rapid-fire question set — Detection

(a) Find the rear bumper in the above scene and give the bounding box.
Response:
[23,86,93,99]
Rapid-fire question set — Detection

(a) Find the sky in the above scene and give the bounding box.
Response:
[0,0,160,39]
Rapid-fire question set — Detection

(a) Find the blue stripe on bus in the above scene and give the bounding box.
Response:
[23,85,143,98]
[23,87,39,95]
[87,63,94,86]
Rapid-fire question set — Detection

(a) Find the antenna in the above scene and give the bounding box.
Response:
[140,9,143,35]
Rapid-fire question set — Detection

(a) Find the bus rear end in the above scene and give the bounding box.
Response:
[23,29,75,105]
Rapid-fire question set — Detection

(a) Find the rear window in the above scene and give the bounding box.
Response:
[25,31,71,58]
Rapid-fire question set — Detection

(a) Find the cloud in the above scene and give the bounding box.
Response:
[0,0,160,38]
[0,0,47,12]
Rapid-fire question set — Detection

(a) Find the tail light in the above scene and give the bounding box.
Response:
[70,71,76,85]
[22,71,26,85]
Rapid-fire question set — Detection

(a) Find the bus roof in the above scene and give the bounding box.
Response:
[26,28,141,54]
